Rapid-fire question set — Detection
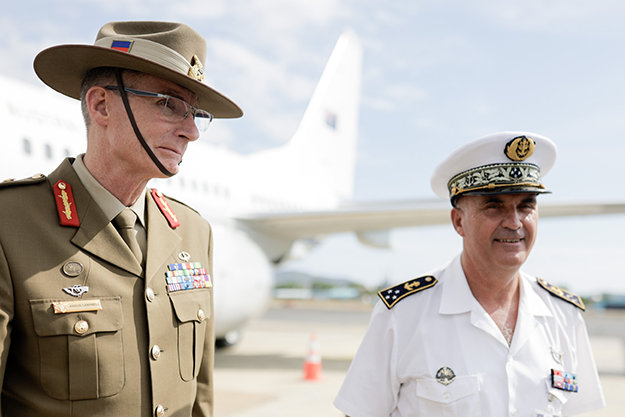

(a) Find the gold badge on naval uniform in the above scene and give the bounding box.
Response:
[377,275,438,309]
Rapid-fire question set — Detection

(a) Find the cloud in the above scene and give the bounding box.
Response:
[204,37,318,145]
[470,0,625,35]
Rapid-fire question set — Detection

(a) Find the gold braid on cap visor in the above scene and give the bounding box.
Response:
[447,162,545,197]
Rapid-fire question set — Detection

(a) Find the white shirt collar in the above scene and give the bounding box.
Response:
[439,254,553,317]
[518,271,553,317]
[439,254,477,314]
[72,154,146,227]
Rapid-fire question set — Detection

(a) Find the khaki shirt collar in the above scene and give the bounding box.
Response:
[72,154,146,227]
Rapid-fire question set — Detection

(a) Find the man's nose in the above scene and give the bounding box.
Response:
[178,113,200,142]
[502,208,523,229]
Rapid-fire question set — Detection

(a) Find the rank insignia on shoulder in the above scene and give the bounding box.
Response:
[378,275,437,309]
[151,189,180,229]
[537,278,585,311]
[53,180,80,227]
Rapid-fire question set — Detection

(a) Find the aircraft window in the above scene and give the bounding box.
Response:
[191,180,197,190]
[64,149,71,157]
[203,183,209,193]
[224,188,230,198]
[179,178,185,188]
[44,144,53,159]
[22,138,32,155]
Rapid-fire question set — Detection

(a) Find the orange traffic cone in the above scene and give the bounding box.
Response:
[303,333,322,381]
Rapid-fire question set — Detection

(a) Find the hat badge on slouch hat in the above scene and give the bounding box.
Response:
[430,131,557,205]
[33,21,242,118]
[188,55,205,81]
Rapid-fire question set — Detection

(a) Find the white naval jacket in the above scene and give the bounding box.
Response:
[334,255,605,417]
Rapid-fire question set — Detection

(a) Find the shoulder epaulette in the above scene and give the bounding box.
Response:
[0,173,46,188]
[378,275,437,309]
[158,191,201,216]
[537,277,585,311]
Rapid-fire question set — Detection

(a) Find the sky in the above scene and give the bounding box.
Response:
[1,0,624,296]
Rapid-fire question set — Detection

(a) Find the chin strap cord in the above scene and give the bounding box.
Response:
[115,69,175,177]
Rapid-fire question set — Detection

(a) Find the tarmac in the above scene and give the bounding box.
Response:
[214,299,625,416]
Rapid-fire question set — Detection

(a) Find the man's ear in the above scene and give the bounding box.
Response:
[451,207,465,237]
[86,86,110,127]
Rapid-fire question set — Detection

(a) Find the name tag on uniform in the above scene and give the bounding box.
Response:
[52,299,103,314]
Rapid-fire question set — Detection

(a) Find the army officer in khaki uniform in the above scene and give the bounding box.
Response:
[0,21,242,416]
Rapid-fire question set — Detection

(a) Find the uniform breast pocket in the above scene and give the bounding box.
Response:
[169,289,211,381]
[29,297,124,401]
[544,379,571,414]
[416,375,482,417]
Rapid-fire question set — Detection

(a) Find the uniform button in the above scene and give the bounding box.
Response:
[151,345,162,360]
[74,320,89,334]
[442,392,450,400]
[197,309,206,322]
[146,287,155,302]
[511,408,517,416]
[155,404,165,417]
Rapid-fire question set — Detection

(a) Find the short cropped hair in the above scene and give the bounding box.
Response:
[79,67,141,129]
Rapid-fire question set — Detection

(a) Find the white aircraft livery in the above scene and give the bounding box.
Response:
[1,30,625,345]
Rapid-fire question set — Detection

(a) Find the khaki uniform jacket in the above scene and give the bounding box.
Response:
[0,159,215,417]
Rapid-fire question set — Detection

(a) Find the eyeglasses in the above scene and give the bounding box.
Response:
[105,86,213,132]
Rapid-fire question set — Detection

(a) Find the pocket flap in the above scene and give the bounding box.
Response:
[30,297,123,337]
[545,378,571,405]
[169,289,211,323]
[417,375,481,404]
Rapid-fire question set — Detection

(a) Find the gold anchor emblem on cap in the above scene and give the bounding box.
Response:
[504,136,536,161]
[188,55,205,81]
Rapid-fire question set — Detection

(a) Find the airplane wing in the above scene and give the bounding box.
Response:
[238,199,625,243]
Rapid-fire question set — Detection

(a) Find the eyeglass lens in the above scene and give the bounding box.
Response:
[161,96,212,132]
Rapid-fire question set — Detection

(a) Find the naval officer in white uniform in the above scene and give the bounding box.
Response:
[334,132,605,417]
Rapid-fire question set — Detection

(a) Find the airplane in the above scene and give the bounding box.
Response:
[2,30,625,346]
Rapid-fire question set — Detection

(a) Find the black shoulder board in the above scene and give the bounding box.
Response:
[537,277,585,311]
[0,173,46,188]
[378,275,438,309]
